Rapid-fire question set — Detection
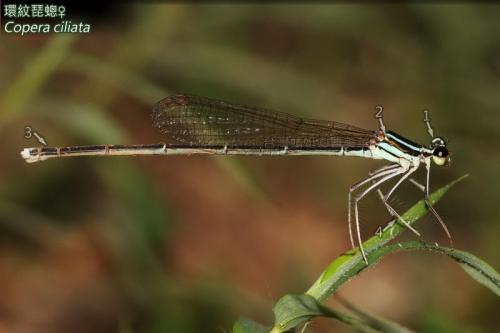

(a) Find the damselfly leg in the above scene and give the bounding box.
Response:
[368,163,400,176]
[409,178,426,192]
[377,164,421,236]
[422,110,453,245]
[368,165,409,234]
[424,160,453,245]
[348,164,400,248]
[349,166,406,263]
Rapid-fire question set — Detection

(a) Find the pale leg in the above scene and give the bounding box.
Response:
[380,164,421,236]
[353,167,406,263]
[348,165,400,248]
[409,178,425,192]
[368,163,400,176]
[424,160,452,244]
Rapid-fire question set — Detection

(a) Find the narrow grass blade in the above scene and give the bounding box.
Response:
[270,235,499,333]
[307,174,469,302]
[0,34,76,129]
[371,241,500,297]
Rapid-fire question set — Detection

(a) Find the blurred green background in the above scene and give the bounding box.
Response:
[0,4,499,333]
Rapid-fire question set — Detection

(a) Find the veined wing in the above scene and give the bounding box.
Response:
[152,94,376,149]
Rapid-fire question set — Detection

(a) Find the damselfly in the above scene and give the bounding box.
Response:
[21,94,451,263]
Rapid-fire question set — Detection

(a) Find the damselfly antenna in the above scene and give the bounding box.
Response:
[375,105,386,133]
[423,109,434,138]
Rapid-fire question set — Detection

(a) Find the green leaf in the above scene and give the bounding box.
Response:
[238,175,496,333]
[456,253,500,297]
[271,294,382,333]
[272,294,328,331]
[306,174,469,302]
[370,241,500,297]
[233,317,269,333]
[271,234,500,333]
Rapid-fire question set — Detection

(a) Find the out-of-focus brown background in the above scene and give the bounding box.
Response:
[1,4,499,332]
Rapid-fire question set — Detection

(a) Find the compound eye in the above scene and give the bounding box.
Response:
[433,146,448,158]
[432,146,449,166]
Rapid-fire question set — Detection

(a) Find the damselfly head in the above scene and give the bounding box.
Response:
[431,137,449,166]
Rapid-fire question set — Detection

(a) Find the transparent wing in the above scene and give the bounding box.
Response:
[152,94,376,148]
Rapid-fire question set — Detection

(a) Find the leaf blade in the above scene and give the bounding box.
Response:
[233,317,269,333]
[307,174,469,302]
[373,241,500,297]
[272,294,381,333]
